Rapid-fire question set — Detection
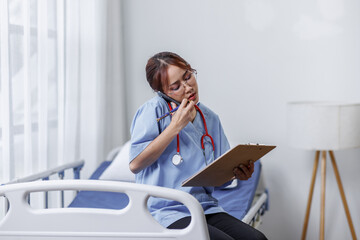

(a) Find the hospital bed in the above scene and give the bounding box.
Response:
[0,142,269,239]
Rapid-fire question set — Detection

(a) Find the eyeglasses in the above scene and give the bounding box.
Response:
[167,70,197,95]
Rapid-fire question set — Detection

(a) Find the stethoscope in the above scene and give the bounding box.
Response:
[167,102,215,166]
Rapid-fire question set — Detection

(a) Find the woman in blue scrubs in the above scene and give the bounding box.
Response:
[129,51,267,240]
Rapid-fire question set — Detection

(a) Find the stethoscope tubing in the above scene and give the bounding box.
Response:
[167,102,215,165]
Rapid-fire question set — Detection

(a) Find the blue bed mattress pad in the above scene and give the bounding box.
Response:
[68,161,129,209]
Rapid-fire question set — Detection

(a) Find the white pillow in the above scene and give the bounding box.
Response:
[99,141,135,182]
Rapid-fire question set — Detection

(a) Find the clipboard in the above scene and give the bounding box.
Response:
[182,144,276,187]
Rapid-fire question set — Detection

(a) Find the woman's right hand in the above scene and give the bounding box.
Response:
[169,99,195,133]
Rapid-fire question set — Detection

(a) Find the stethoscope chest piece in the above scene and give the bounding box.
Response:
[172,153,183,166]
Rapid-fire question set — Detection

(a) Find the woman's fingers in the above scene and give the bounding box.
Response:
[179,98,188,109]
[169,99,195,130]
[172,98,189,114]
[185,100,195,110]
[233,166,249,180]
[248,160,254,173]
[233,160,254,180]
[174,99,194,117]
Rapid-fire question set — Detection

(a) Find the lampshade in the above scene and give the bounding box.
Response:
[287,102,360,150]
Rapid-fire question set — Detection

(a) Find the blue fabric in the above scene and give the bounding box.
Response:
[68,161,129,209]
[130,96,231,227]
[213,161,262,220]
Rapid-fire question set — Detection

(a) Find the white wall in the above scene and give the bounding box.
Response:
[122,0,360,239]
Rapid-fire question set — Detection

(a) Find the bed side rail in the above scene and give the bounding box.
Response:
[242,191,268,228]
[1,160,85,211]
[3,160,85,185]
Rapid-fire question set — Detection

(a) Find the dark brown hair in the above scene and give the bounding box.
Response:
[145,52,195,92]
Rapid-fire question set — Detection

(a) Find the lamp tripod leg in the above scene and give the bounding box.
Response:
[320,151,327,240]
[328,151,357,240]
[301,151,320,240]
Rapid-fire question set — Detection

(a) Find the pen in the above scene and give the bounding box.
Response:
[157,106,179,122]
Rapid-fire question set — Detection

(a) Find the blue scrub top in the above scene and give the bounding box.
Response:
[130,96,230,227]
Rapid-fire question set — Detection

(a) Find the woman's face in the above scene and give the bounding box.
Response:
[164,65,199,104]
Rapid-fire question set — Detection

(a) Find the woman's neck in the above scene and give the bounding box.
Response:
[190,107,197,122]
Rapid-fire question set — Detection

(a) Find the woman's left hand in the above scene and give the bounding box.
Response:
[233,160,254,180]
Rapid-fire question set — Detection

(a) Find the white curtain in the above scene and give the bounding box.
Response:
[78,0,128,178]
[0,0,127,183]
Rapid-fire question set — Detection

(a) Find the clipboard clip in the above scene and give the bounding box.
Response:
[247,143,266,146]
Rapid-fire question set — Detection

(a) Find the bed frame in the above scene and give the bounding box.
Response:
[0,158,268,239]
[0,180,209,239]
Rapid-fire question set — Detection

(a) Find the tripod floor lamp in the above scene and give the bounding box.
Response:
[287,102,360,240]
